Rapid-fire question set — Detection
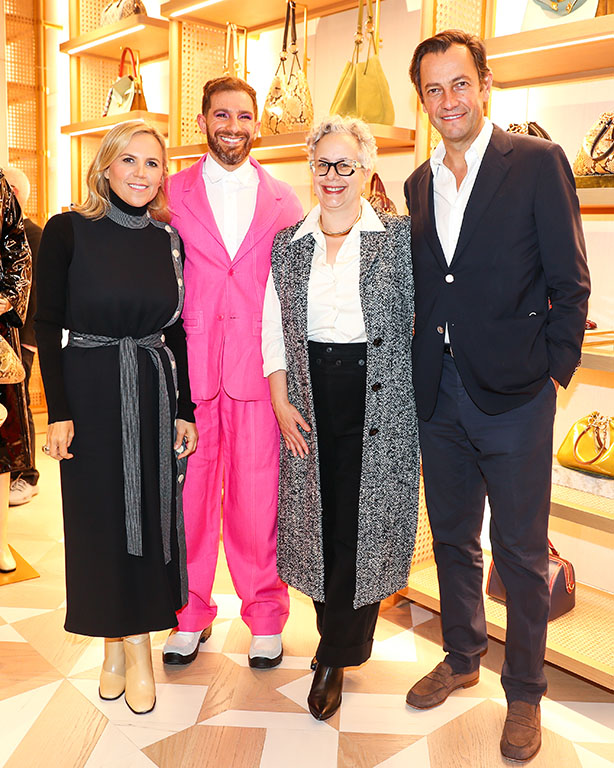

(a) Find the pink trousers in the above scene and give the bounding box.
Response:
[176,389,289,635]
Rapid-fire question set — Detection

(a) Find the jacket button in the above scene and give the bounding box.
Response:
[229,269,234,276]
[372,383,382,391]
[373,337,383,347]
[368,427,379,436]
[217,314,224,320]
[437,326,444,334]
[445,274,454,283]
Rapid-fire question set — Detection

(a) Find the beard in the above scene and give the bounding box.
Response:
[206,127,254,167]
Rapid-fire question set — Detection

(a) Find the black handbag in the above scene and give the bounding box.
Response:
[486,540,576,621]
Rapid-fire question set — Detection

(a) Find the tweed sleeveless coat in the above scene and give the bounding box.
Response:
[270,209,420,609]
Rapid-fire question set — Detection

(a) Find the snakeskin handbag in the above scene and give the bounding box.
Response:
[573,112,614,176]
[507,122,552,141]
[261,1,314,136]
[0,335,25,385]
[100,0,147,26]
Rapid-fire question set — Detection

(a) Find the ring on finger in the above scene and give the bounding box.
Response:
[42,445,51,455]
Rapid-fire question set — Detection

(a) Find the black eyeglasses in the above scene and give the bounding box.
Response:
[309,159,364,177]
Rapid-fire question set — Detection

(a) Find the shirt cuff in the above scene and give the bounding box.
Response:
[263,356,287,378]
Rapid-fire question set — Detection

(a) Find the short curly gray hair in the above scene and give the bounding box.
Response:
[306,115,377,172]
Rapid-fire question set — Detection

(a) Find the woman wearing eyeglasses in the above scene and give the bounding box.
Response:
[262,115,419,721]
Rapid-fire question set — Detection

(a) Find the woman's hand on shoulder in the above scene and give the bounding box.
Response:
[175,418,198,459]
[45,420,75,460]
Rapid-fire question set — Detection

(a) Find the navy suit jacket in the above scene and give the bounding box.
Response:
[405,125,590,420]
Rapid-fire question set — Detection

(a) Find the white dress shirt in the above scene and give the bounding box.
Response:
[431,117,493,342]
[262,198,385,376]
[202,153,259,260]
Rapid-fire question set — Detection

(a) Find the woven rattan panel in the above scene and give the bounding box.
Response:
[79,0,107,35]
[79,56,122,122]
[29,351,47,412]
[428,0,487,155]
[4,0,39,220]
[181,21,226,145]
[78,137,104,205]
[411,473,434,569]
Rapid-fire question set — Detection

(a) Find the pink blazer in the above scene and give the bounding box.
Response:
[168,156,303,402]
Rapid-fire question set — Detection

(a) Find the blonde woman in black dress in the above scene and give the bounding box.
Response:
[36,122,197,714]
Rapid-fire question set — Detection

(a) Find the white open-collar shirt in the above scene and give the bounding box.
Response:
[202,153,259,260]
[262,197,385,377]
[431,117,493,342]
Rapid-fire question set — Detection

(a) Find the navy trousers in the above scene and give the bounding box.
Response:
[419,353,556,704]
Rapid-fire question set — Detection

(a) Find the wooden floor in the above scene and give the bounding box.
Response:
[1,442,613,767]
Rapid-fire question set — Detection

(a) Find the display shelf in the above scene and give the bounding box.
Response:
[484,14,614,88]
[582,331,614,371]
[168,124,415,164]
[577,185,614,214]
[401,556,614,690]
[160,0,377,31]
[61,112,169,138]
[550,484,614,534]
[59,14,169,62]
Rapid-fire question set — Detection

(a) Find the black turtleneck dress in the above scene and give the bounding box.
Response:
[35,194,195,637]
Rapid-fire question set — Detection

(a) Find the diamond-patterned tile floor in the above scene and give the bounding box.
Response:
[1,446,612,767]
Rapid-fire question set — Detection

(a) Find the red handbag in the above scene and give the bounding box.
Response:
[486,540,576,621]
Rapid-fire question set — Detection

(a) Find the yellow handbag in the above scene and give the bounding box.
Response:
[330,0,394,125]
[261,1,314,136]
[573,112,614,176]
[557,411,614,478]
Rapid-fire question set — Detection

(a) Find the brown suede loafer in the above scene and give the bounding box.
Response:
[405,661,479,709]
[500,701,541,762]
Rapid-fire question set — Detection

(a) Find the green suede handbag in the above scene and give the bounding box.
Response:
[330,0,394,125]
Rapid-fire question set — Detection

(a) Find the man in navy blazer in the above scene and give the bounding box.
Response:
[404,30,590,762]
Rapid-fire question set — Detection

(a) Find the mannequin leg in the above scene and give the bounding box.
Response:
[0,472,16,572]
[99,637,126,700]
[123,634,155,714]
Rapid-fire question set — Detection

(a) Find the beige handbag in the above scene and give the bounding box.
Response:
[261,1,314,136]
[573,112,614,176]
[223,23,245,79]
[100,0,147,26]
[103,47,148,117]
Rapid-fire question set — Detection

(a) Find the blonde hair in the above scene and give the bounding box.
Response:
[306,115,377,173]
[74,121,169,221]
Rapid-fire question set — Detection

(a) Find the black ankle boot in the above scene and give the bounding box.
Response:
[307,663,344,720]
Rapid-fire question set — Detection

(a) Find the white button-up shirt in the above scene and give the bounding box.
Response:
[262,198,385,376]
[202,153,259,260]
[431,117,493,342]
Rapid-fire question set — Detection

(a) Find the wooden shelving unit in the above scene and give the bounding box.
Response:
[551,484,614,534]
[161,0,378,32]
[61,112,169,139]
[402,555,614,690]
[485,14,614,88]
[169,124,415,164]
[59,14,169,62]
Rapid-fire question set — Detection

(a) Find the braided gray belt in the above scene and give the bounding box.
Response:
[68,330,176,563]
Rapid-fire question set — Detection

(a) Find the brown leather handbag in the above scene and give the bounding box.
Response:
[486,540,576,621]
[367,173,397,215]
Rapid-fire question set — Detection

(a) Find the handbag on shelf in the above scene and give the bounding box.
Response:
[103,47,148,117]
[486,540,576,621]
[223,22,245,79]
[367,173,397,215]
[531,0,589,15]
[330,0,394,125]
[100,0,147,27]
[507,121,552,140]
[261,1,314,136]
[597,0,614,14]
[573,112,614,176]
[556,411,614,478]
[0,335,25,385]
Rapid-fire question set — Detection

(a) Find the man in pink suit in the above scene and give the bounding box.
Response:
[163,76,303,667]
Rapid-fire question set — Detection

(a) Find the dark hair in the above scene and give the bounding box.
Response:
[409,29,491,102]
[201,76,259,120]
